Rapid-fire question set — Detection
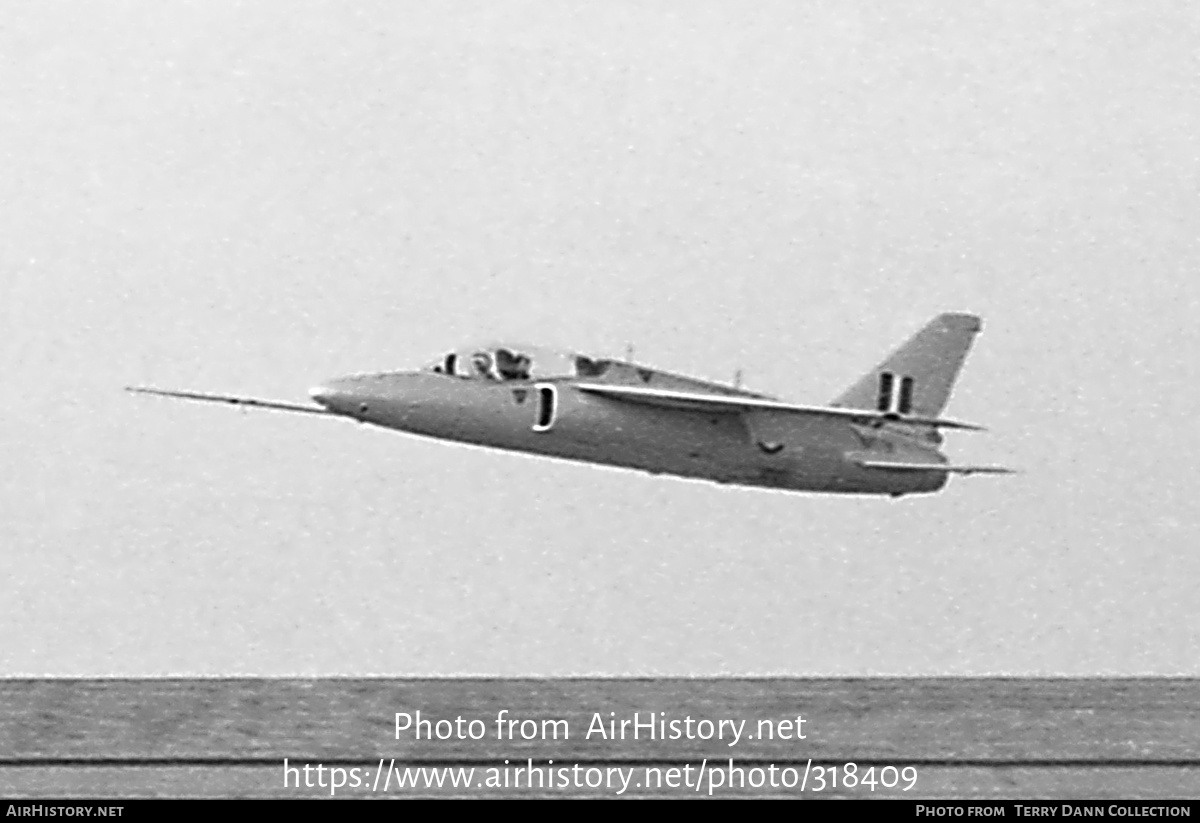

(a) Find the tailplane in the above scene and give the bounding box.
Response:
[832,313,983,428]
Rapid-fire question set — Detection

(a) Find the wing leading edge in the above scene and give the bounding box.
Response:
[572,383,986,431]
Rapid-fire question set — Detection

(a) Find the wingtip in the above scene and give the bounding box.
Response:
[934,415,989,432]
[899,415,988,432]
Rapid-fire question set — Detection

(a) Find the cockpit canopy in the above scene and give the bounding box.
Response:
[424,343,614,383]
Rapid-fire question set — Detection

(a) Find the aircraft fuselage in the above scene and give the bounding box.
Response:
[129,315,1011,495]
[310,371,948,497]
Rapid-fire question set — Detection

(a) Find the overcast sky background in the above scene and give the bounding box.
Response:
[3,1,1198,676]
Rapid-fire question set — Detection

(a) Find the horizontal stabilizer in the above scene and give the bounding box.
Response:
[574,383,986,431]
[126,386,332,416]
[853,458,1016,475]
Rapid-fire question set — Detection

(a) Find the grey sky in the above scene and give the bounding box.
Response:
[2,1,1198,675]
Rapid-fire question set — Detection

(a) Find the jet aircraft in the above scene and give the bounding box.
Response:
[128,312,1013,497]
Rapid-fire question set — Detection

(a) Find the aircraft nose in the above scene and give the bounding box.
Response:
[308,373,420,420]
[309,383,332,406]
[308,378,360,414]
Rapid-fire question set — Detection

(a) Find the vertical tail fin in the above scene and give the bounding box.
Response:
[832,313,983,421]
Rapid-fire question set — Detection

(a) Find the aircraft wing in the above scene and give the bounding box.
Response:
[572,383,986,431]
[126,386,333,416]
[851,457,1016,475]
